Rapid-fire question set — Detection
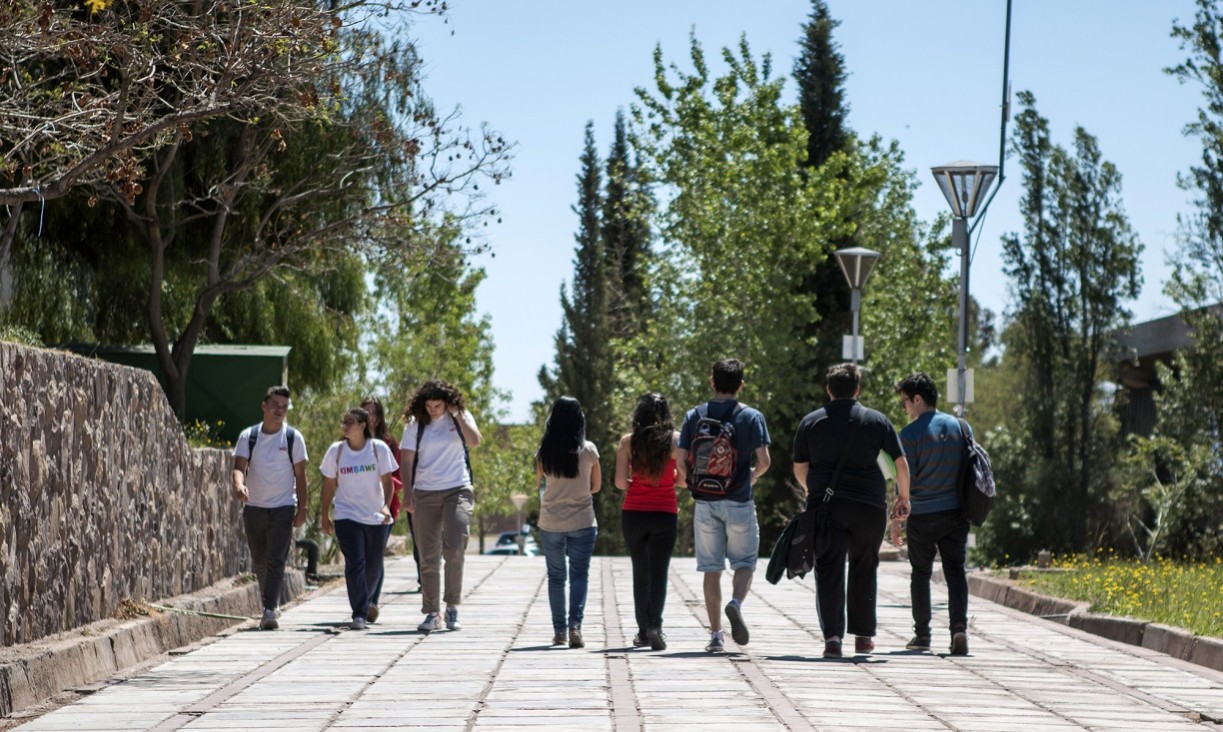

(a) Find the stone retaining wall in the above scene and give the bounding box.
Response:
[0,342,248,647]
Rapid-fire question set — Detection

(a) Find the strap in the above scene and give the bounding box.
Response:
[410,419,426,485]
[450,412,474,478]
[957,417,973,446]
[822,404,861,504]
[247,424,296,465]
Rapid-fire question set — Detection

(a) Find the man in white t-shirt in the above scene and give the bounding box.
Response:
[232,386,309,630]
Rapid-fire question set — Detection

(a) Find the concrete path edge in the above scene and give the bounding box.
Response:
[0,570,305,718]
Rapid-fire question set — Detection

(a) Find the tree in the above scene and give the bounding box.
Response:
[988,91,1143,559]
[602,110,653,339]
[794,0,849,169]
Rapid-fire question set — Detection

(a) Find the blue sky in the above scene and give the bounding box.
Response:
[412,1,1203,421]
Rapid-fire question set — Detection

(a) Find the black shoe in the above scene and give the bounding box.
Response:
[647,627,667,651]
[725,601,749,645]
[906,635,931,651]
[950,632,969,656]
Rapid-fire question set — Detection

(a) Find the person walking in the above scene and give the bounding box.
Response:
[614,393,683,651]
[399,380,482,633]
[361,396,420,623]
[232,385,309,630]
[893,372,972,655]
[677,358,772,654]
[792,363,910,659]
[319,407,398,630]
[536,396,601,648]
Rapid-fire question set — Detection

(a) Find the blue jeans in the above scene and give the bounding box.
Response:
[539,526,598,633]
[693,499,759,572]
[334,519,385,620]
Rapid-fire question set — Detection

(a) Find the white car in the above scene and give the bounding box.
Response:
[484,544,539,557]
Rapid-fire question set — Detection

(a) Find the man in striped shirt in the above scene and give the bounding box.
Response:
[894,373,971,656]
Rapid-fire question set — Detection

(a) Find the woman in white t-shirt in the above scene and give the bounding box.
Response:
[320,407,399,630]
[399,380,482,633]
[536,396,600,649]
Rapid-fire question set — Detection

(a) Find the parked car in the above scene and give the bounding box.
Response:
[495,528,536,548]
[485,544,539,557]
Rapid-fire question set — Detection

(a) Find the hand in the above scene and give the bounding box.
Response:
[321,516,334,535]
[404,488,416,514]
[293,506,308,528]
[379,507,393,525]
[889,518,906,547]
[233,484,249,504]
[890,498,910,520]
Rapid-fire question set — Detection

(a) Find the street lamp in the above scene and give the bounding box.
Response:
[509,493,528,555]
[930,161,998,412]
[833,246,881,365]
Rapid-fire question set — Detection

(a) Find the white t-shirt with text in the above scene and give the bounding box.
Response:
[233,424,308,508]
[320,439,399,524]
[399,411,477,491]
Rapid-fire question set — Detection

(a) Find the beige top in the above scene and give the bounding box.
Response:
[538,441,600,532]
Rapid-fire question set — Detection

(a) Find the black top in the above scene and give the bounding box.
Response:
[791,399,903,508]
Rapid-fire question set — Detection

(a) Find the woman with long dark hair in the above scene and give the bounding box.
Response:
[535,396,601,648]
[399,380,482,633]
[614,393,682,651]
[319,407,399,630]
[360,396,421,623]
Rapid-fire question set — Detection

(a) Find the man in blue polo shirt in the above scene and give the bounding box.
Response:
[677,358,771,653]
[894,372,971,656]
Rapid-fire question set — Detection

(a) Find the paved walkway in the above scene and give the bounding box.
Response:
[11,556,1223,731]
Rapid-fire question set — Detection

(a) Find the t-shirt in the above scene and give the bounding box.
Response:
[622,458,679,514]
[399,411,477,491]
[791,399,903,509]
[678,399,771,503]
[233,424,309,509]
[901,410,969,515]
[538,441,600,532]
[320,439,399,524]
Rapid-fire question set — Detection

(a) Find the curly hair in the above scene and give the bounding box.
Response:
[629,392,674,478]
[403,379,466,426]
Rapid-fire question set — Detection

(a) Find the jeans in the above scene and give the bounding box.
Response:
[621,511,677,636]
[814,498,886,640]
[539,526,598,633]
[242,504,296,611]
[334,519,386,620]
[907,509,970,637]
[693,499,759,572]
[413,487,474,614]
[369,523,393,606]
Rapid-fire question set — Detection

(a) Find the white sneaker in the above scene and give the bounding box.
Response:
[349,616,367,631]
[418,613,441,633]
[445,608,461,631]
[259,608,278,631]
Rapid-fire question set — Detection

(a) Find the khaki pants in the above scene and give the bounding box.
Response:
[413,486,474,614]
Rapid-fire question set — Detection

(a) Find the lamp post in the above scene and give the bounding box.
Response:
[833,246,881,365]
[930,161,998,413]
[509,493,528,555]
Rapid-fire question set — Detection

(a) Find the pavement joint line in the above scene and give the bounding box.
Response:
[601,557,642,732]
[462,558,547,732]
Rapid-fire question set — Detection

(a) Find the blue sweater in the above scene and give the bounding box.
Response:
[899,411,967,515]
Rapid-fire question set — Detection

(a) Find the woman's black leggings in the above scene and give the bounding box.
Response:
[621,510,678,636]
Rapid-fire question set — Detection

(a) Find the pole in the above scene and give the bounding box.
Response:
[516,508,524,555]
[954,216,969,413]
[850,287,861,365]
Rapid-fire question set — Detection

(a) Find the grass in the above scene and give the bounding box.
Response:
[1015,551,1223,638]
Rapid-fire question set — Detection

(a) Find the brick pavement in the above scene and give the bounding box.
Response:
[10,556,1223,731]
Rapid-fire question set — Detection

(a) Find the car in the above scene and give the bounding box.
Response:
[495,528,536,548]
[484,544,539,557]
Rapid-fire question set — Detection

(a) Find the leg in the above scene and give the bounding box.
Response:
[621,511,652,637]
[646,513,679,630]
[702,571,723,632]
[262,505,296,610]
[242,506,271,608]
[906,513,939,639]
[539,529,569,634]
[333,519,369,619]
[937,513,971,633]
[412,490,446,614]
[441,488,474,608]
[363,523,385,616]
[692,501,727,632]
[724,500,759,602]
[407,511,422,584]
[844,501,886,638]
[815,505,851,641]
[566,526,598,629]
[369,523,392,606]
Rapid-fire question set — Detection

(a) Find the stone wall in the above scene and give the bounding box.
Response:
[0,342,248,647]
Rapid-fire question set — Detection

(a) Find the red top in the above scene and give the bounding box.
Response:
[387,438,404,519]
[622,458,679,514]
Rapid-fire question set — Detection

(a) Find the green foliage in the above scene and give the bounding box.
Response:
[1116,430,1219,560]
[471,424,541,553]
[184,419,229,449]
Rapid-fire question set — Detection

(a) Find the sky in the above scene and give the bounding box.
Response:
[411,1,1204,422]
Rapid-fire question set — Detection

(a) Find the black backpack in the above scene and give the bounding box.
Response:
[956,418,996,526]
[686,401,744,499]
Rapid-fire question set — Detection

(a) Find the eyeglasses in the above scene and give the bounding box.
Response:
[341,418,360,426]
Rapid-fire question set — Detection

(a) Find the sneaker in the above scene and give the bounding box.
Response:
[906,635,931,651]
[445,607,461,631]
[258,608,278,631]
[350,616,367,631]
[854,636,875,654]
[823,637,843,659]
[647,627,667,651]
[418,613,441,633]
[632,633,649,648]
[950,631,969,656]
[366,604,379,624]
[552,631,567,646]
[705,631,725,654]
[569,626,584,649]
[725,601,749,646]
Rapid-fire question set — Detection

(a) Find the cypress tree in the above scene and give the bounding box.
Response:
[602,110,652,338]
[794,0,849,169]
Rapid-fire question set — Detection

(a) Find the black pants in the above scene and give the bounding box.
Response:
[242,504,296,612]
[814,498,886,641]
[907,509,970,637]
[621,510,678,636]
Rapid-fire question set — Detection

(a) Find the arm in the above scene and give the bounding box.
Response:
[751,445,772,485]
[320,477,337,535]
[535,457,544,485]
[400,451,417,514]
[891,456,911,519]
[379,474,394,524]
[613,434,631,491]
[671,431,686,488]
[590,458,602,495]
[232,457,249,503]
[792,461,809,503]
[292,460,309,528]
[452,408,483,448]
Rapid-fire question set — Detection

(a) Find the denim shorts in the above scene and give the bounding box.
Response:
[693,499,759,572]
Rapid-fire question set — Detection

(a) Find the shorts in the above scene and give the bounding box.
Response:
[693,499,759,572]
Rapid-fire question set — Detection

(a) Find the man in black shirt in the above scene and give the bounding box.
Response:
[792,363,910,659]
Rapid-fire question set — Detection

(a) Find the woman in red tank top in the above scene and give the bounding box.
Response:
[614,393,684,651]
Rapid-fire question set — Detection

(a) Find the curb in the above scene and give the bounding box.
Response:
[0,571,305,718]
[968,572,1223,674]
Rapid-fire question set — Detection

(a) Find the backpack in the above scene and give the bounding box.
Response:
[686,401,744,499]
[247,425,297,466]
[956,417,996,526]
